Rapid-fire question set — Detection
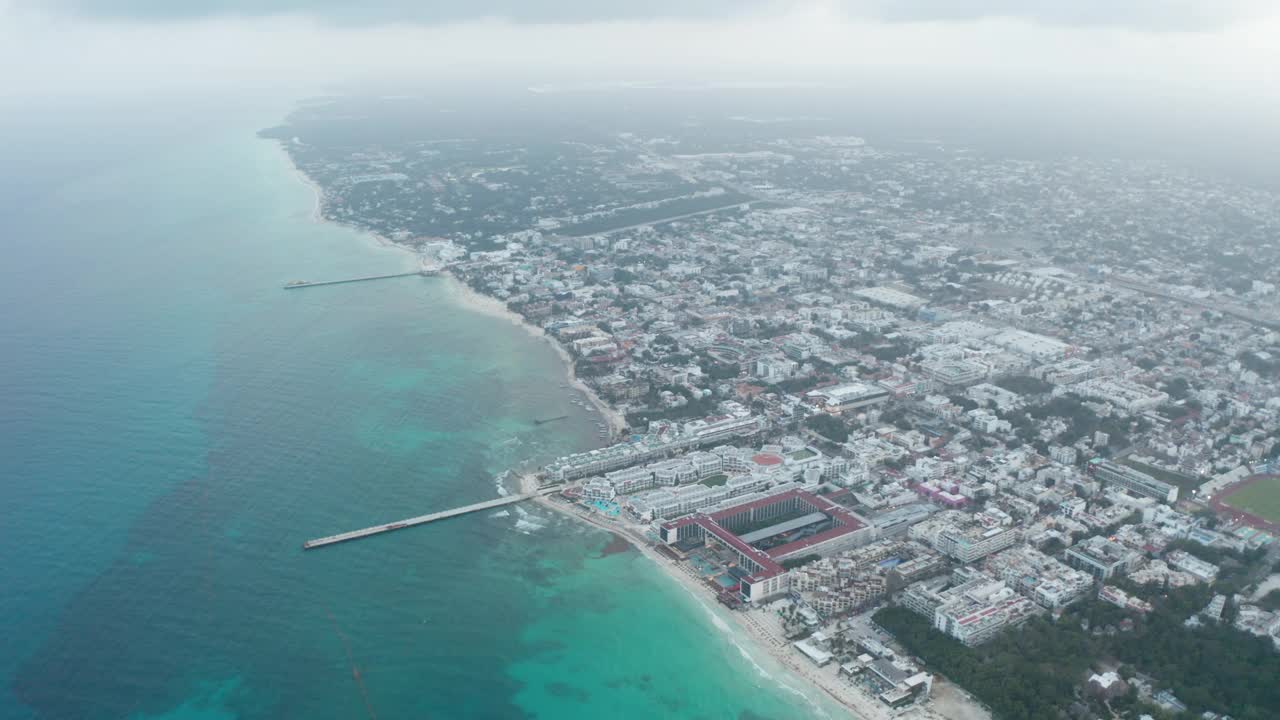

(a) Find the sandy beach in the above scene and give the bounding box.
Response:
[277,143,426,259]
[275,143,324,224]
[442,272,628,437]
[525,494,977,720]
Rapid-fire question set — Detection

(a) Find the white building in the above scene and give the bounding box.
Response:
[921,359,988,387]
[910,512,1021,563]
[806,382,892,413]
[987,329,1076,362]
[1050,445,1079,465]
[853,286,927,311]
[1073,378,1169,413]
[582,478,616,502]
[1166,550,1219,583]
[985,545,1094,609]
[904,570,1043,646]
[1065,535,1143,581]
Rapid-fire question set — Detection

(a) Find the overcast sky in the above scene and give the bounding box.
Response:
[1,0,1277,114]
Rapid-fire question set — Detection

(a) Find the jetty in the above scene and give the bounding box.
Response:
[283,270,429,290]
[303,490,548,549]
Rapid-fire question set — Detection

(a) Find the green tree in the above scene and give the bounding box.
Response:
[805,413,849,443]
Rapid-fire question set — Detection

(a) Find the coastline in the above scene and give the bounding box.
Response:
[274,143,420,258]
[274,141,627,441]
[274,142,324,224]
[524,492,993,720]
[442,274,628,438]
[529,494,932,720]
[274,138,958,720]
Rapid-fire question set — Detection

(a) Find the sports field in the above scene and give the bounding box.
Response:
[1220,475,1280,526]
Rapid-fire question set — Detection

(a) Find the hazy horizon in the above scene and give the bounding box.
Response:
[3,0,1277,189]
[3,1,1277,110]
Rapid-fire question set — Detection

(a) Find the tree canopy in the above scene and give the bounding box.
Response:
[875,581,1280,720]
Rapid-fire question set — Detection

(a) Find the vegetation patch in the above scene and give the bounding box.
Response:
[1119,458,1202,495]
[804,413,849,443]
[874,584,1280,720]
[993,375,1053,396]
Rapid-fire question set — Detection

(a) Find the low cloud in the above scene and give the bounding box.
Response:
[852,0,1269,32]
[1,0,1277,113]
[20,0,1274,31]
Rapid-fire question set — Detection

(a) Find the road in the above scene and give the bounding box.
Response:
[573,199,759,238]
[1108,277,1280,331]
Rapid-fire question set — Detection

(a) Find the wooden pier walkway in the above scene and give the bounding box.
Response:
[303,491,545,549]
[283,271,426,290]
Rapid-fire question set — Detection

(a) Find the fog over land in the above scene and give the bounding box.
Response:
[4,0,1275,189]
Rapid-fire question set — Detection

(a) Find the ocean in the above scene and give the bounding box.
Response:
[0,103,841,720]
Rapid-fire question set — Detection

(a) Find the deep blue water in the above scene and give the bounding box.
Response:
[0,105,836,720]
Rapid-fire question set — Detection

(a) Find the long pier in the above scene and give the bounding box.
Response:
[283,271,427,290]
[303,491,541,549]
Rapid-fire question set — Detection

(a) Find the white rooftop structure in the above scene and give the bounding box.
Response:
[806,382,891,411]
[853,286,927,311]
[987,329,1074,361]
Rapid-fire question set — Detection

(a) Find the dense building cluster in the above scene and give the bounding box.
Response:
[273,95,1280,720]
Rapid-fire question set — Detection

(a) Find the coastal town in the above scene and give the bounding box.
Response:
[266,95,1280,720]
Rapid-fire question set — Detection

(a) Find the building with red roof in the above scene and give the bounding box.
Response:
[660,488,874,603]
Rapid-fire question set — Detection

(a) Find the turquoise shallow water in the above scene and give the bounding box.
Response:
[0,104,838,720]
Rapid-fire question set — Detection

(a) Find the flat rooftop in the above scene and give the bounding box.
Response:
[739,511,828,544]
